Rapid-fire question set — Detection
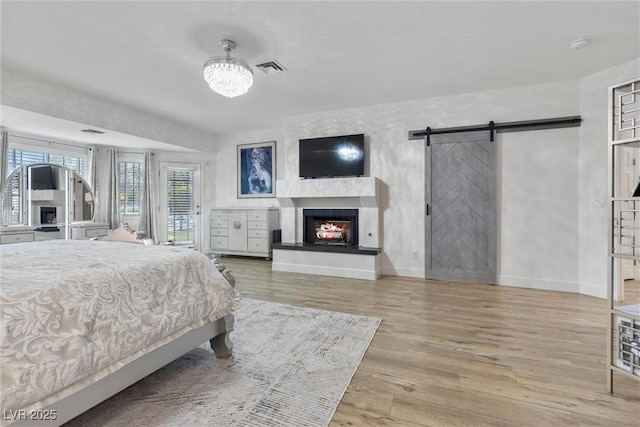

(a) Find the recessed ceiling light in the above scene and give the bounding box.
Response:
[570,38,590,50]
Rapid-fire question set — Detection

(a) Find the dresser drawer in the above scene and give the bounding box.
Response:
[248,211,268,221]
[211,211,228,221]
[211,227,228,237]
[247,220,267,230]
[85,227,108,238]
[211,236,228,249]
[210,219,228,229]
[248,238,269,253]
[0,232,35,244]
[248,229,268,239]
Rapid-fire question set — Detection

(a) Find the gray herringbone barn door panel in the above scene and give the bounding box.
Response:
[425,131,495,284]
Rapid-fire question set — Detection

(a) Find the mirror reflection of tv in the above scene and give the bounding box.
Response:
[299,134,365,179]
[30,165,57,190]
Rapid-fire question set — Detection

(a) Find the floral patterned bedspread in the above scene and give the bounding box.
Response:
[0,239,237,412]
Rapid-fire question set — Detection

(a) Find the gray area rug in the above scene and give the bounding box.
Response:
[65,298,380,426]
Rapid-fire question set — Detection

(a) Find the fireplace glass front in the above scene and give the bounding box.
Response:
[303,209,358,246]
[41,206,56,225]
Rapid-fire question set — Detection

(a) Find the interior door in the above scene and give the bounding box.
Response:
[425,131,496,283]
[159,162,202,250]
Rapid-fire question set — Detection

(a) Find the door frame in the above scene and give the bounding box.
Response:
[158,161,202,250]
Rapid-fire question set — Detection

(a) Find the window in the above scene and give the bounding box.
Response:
[8,148,89,179]
[166,167,195,245]
[4,134,91,226]
[1,173,22,225]
[118,161,144,216]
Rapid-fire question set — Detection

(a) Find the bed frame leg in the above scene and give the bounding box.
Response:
[210,314,234,358]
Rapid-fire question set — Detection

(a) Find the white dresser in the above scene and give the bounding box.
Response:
[70,222,109,240]
[0,226,36,245]
[210,208,279,259]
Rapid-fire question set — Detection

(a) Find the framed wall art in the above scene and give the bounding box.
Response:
[237,141,276,198]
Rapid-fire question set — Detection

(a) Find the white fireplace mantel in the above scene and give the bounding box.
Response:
[276,177,379,207]
[273,176,382,280]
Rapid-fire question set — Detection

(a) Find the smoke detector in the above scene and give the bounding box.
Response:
[570,38,589,50]
[255,60,286,75]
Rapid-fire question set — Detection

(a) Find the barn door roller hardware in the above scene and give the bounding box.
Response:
[409,116,582,144]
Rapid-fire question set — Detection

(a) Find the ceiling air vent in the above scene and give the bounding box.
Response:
[255,60,286,75]
[81,129,105,135]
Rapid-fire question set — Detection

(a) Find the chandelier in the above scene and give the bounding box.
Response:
[203,39,253,98]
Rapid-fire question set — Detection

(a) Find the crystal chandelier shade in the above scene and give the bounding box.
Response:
[203,40,254,98]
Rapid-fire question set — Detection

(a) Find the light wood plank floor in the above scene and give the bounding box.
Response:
[221,257,640,427]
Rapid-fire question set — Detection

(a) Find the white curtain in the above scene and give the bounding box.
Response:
[138,151,157,242]
[1,131,13,225]
[0,131,9,181]
[94,148,120,229]
[88,147,97,197]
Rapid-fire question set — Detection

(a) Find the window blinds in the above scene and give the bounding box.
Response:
[118,161,143,215]
[166,168,195,245]
[4,132,91,225]
[7,133,90,180]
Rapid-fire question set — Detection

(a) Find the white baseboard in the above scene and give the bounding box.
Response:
[578,282,607,299]
[381,266,424,278]
[498,275,579,293]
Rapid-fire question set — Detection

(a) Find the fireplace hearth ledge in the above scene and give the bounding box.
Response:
[272,245,381,281]
[272,242,381,255]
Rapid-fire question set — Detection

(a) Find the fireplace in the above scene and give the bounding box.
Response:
[303,209,358,246]
[41,206,57,225]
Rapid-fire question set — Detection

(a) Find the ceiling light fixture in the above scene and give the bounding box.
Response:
[203,39,253,98]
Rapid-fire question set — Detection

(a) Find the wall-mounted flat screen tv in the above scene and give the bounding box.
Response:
[299,134,365,179]
[30,165,57,190]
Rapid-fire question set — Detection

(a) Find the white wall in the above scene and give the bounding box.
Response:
[7,57,639,296]
[498,128,579,292]
[220,59,639,296]
[578,59,640,298]
[214,79,582,286]
[212,128,284,209]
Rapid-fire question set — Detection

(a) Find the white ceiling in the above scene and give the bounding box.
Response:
[1,1,639,149]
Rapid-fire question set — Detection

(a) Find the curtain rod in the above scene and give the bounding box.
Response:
[408,116,582,144]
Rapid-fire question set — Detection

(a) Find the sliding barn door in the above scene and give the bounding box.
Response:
[425,131,496,284]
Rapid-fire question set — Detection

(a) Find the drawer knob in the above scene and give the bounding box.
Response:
[233,221,242,229]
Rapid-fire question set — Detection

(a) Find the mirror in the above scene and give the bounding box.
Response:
[1,163,95,232]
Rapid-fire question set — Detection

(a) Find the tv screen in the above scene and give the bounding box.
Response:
[30,165,56,190]
[299,134,365,179]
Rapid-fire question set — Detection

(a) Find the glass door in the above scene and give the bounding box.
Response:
[159,162,202,250]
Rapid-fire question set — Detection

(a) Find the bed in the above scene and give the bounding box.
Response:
[0,239,238,426]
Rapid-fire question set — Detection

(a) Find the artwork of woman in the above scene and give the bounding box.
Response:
[247,147,272,194]
[238,142,275,198]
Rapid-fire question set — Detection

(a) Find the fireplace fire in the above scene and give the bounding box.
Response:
[316,221,348,243]
[303,209,358,246]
